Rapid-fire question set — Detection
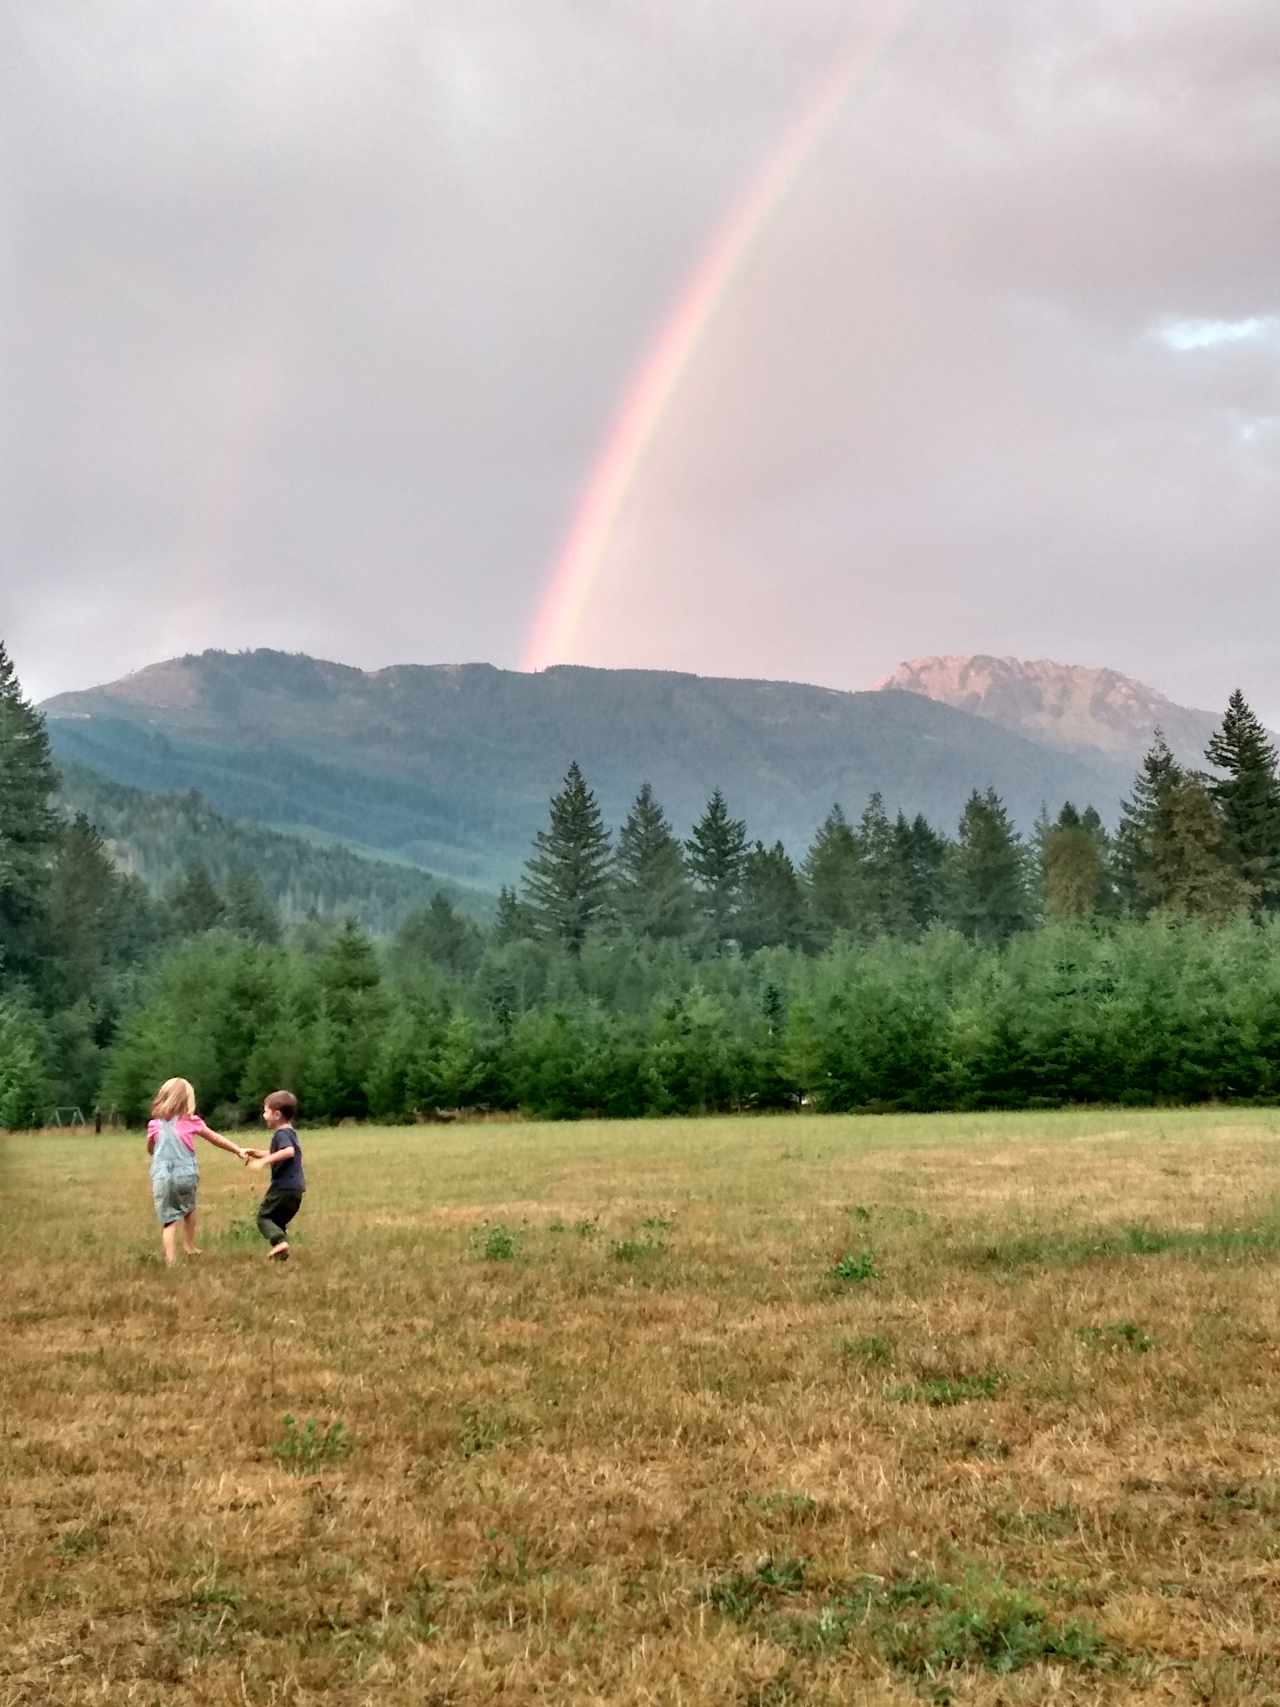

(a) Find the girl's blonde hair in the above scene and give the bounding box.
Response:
[151,1077,197,1120]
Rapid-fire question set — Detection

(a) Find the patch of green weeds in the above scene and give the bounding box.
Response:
[272,1415,352,1468]
[828,1248,880,1285]
[640,1215,674,1232]
[778,1568,1106,1684]
[458,1406,510,1459]
[841,1332,895,1367]
[574,1217,600,1239]
[974,1216,1280,1270]
[1079,1319,1155,1354]
[55,1523,106,1558]
[707,1554,807,1620]
[220,1217,260,1247]
[609,1232,667,1262]
[893,1371,1006,1407]
[470,1221,520,1262]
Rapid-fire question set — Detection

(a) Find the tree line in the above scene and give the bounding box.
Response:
[4,632,1280,1127]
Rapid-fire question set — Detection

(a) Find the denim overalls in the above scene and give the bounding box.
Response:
[150,1119,198,1226]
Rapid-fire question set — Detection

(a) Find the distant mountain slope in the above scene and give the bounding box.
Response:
[58,761,494,932]
[877,655,1222,766]
[44,650,1135,887]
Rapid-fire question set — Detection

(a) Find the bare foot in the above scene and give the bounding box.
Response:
[184,1247,203,1257]
[268,1243,290,1262]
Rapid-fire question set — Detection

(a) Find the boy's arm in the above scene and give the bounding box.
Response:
[261,1145,296,1166]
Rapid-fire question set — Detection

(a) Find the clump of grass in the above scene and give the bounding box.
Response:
[828,1248,879,1285]
[457,1406,510,1459]
[707,1554,806,1620]
[974,1215,1280,1270]
[1079,1319,1155,1353]
[470,1221,520,1262]
[893,1371,1006,1406]
[780,1569,1106,1683]
[272,1415,351,1468]
[55,1523,106,1558]
[220,1217,260,1247]
[609,1231,667,1262]
[841,1332,895,1366]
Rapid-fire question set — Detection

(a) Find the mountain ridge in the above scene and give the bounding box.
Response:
[44,649,1136,888]
[877,654,1225,765]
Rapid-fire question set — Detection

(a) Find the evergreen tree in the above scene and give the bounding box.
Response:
[896,811,949,934]
[522,762,613,953]
[738,841,806,952]
[0,640,59,981]
[224,869,282,944]
[1205,689,1280,911]
[1146,770,1253,921]
[685,788,747,949]
[856,792,913,938]
[1114,731,1181,916]
[393,892,483,977]
[803,805,863,944]
[946,788,1032,943]
[1042,817,1106,920]
[492,885,536,945]
[167,862,226,936]
[44,813,124,1003]
[614,783,695,940]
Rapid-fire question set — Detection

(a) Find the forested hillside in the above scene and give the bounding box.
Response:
[57,762,493,932]
[43,650,1133,887]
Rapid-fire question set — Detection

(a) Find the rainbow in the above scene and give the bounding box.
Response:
[521,4,915,674]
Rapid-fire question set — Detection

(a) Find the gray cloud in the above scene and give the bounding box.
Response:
[4,0,1278,721]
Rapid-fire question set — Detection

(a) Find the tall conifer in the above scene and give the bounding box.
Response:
[946,788,1032,943]
[685,788,747,949]
[522,762,613,953]
[0,640,59,980]
[1205,690,1280,911]
[614,783,694,940]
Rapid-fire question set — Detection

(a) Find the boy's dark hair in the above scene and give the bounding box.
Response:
[265,1089,298,1121]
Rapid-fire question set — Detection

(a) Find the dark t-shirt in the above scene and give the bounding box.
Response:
[270,1125,305,1193]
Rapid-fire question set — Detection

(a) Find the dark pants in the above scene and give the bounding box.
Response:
[257,1187,303,1247]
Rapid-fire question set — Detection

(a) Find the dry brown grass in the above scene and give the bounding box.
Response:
[6,1108,1280,1705]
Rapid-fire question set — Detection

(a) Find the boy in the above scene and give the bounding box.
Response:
[245,1089,305,1261]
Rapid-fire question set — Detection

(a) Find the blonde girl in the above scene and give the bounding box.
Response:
[146,1078,247,1265]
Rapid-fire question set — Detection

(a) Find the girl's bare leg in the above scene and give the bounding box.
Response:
[162,1222,180,1266]
[183,1210,201,1255]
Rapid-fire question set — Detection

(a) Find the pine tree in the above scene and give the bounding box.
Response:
[685,788,747,949]
[614,783,695,940]
[1042,810,1107,921]
[167,863,226,936]
[896,811,948,934]
[393,893,483,976]
[224,869,282,944]
[492,885,536,945]
[1146,770,1253,921]
[803,805,863,944]
[856,792,913,938]
[522,762,613,953]
[44,813,123,1002]
[1114,731,1180,917]
[946,788,1032,943]
[737,841,806,952]
[0,640,59,981]
[1205,689,1280,911]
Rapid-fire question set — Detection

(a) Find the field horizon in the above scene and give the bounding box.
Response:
[8,1108,1280,1704]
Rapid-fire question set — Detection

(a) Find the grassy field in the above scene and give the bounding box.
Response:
[6,1110,1280,1705]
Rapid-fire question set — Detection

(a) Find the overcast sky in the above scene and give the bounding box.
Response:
[4,0,1278,715]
